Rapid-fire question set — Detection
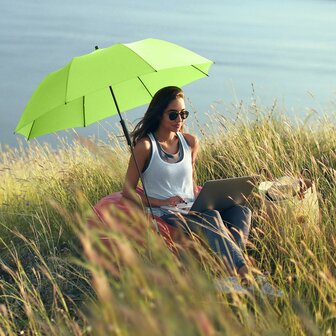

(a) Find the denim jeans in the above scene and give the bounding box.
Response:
[161,205,251,271]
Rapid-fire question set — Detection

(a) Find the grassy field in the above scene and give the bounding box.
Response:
[0,105,335,335]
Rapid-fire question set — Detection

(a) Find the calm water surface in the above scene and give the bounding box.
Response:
[1,0,336,148]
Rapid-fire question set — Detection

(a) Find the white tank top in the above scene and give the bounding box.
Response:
[142,132,195,202]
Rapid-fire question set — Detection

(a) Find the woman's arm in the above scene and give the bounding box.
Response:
[122,138,185,207]
[183,133,199,198]
[122,137,150,205]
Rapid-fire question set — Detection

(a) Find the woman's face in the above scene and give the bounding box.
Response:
[160,97,187,133]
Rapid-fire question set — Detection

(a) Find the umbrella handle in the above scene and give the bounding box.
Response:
[109,85,159,234]
[127,142,160,233]
[120,119,132,147]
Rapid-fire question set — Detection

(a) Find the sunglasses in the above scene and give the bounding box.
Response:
[167,110,189,121]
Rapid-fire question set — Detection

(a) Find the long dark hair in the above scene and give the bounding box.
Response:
[131,86,184,146]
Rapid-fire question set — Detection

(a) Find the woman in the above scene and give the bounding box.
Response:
[122,86,254,289]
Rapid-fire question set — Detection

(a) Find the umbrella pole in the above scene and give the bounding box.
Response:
[109,86,159,234]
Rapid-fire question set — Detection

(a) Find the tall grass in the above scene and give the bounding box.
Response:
[0,103,335,335]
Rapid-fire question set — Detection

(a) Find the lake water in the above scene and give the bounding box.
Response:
[1,0,336,148]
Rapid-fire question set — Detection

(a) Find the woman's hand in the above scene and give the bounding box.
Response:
[162,195,186,207]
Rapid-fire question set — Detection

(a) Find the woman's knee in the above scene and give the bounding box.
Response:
[203,209,220,217]
[203,209,222,222]
[243,205,252,218]
[202,209,225,230]
[236,205,252,223]
[236,205,251,214]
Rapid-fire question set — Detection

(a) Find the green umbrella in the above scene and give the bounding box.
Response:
[15,38,213,232]
[15,38,213,139]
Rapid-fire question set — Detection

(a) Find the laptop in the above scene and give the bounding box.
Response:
[160,176,259,214]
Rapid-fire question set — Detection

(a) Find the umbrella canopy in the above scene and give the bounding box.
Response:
[15,38,213,139]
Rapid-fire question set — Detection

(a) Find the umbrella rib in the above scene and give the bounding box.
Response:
[137,77,153,98]
[191,65,209,77]
[27,121,35,140]
[123,44,158,72]
[83,96,86,127]
[64,60,73,103]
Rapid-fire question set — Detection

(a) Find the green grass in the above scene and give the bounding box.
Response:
[0,104,335,335]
